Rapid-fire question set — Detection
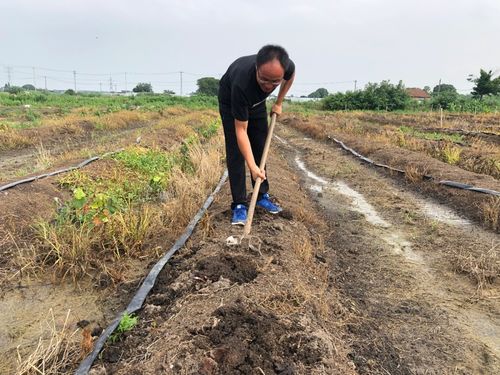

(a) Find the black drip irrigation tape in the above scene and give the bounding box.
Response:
[328,136,500,197]
[75,170,228,375]
[0,150,123,193]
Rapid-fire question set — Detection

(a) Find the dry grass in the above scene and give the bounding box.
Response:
[404,164,429,183]
[0,110,151,152]
[259,260,331,319]
[104,204,159,257]
[460,154,500,179]
[291,205,325,229]
[451,244,499,292]
[292,232,315,263]
[198,213,216,241]
[0,127,32,150]
[352,111,500,133]
[35,142,54,170]
[439,143,462,165]
[480,196,500,231]
[286,112,500,180]
[160,137,224,231]
[15,309,80,375]
[259,280,310,316]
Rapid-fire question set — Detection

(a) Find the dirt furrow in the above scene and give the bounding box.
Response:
[277,123,499,374]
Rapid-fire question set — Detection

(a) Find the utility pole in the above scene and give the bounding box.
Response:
[109,76,113,93]
[6,66,12,85]
[438,78,442,125]
[124,72,127,92]
[99,82,102,93]
[180,71,183,96]
[73,70,77,92]
[44,76,47,91]
[32,67,36,89]
[354,80,357,91]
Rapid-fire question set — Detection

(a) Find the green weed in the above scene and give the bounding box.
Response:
[196,120,220,139]
[112,147,176,176]
[109,313,138,343]
[398,126,464,143]
[440,144,462,165]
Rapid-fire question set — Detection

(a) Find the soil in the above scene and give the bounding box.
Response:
[90,119,498,374]
[1,113,498,374]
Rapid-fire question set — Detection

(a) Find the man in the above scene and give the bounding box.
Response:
[218,44,295,225]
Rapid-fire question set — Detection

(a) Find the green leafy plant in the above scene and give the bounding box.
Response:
[149,172,166,194]
[58,187,121,226]
[109,312,138,343]
[196,120,220,139]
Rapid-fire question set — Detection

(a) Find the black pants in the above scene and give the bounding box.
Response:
[220,111,269,209]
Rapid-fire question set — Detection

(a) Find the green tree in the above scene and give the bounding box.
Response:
[432,84,458,109]
[22,84,36,91]
[4,84,23,94]
[432,83,456,94]
[468,69,500,99]
[163,89,175,95]
[322,80,409,111]
[65,89,76,95]
[308,88,329,98]
[196,77,219,96]
[133,82,153,93]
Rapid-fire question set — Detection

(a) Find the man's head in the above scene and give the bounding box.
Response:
[256,45,290,93]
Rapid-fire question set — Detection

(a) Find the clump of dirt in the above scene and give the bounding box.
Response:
[195,301,327,374]
[195,254,258,283]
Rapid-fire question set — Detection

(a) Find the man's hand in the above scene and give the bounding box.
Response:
[250,164,266,181]
[271,103,282,116]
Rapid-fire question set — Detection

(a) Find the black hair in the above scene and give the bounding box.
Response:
[256,45,290,70]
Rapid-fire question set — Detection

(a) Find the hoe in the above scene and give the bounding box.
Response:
[226,112,278,251]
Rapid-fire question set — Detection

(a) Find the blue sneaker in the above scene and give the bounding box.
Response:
[256,193,282,214]
[231,204,247,226]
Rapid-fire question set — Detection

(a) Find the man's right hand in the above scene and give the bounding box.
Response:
[250,165,266,181]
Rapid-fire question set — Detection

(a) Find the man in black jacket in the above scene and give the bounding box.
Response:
[218,45,295,225]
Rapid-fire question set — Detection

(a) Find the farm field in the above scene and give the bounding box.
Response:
[0,95,499,374]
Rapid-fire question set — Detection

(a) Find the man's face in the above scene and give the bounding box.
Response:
[256,60,284,93]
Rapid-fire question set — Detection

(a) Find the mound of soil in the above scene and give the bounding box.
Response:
[195,301,328,374]
[195,254,258,283]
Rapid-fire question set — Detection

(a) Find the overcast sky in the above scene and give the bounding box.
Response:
[1,0,499,96]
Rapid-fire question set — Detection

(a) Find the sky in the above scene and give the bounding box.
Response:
[0,0,499,96]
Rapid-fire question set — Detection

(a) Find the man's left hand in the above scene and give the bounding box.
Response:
[271,103,282,116]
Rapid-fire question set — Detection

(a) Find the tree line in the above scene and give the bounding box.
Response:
[306,69,500,112]
[3,69,499,112]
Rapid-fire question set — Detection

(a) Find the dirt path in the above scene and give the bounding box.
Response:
[90,122,499,374]
[277,124,499,374]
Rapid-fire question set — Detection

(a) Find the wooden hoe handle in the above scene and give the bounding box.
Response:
[243,112,278,237]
